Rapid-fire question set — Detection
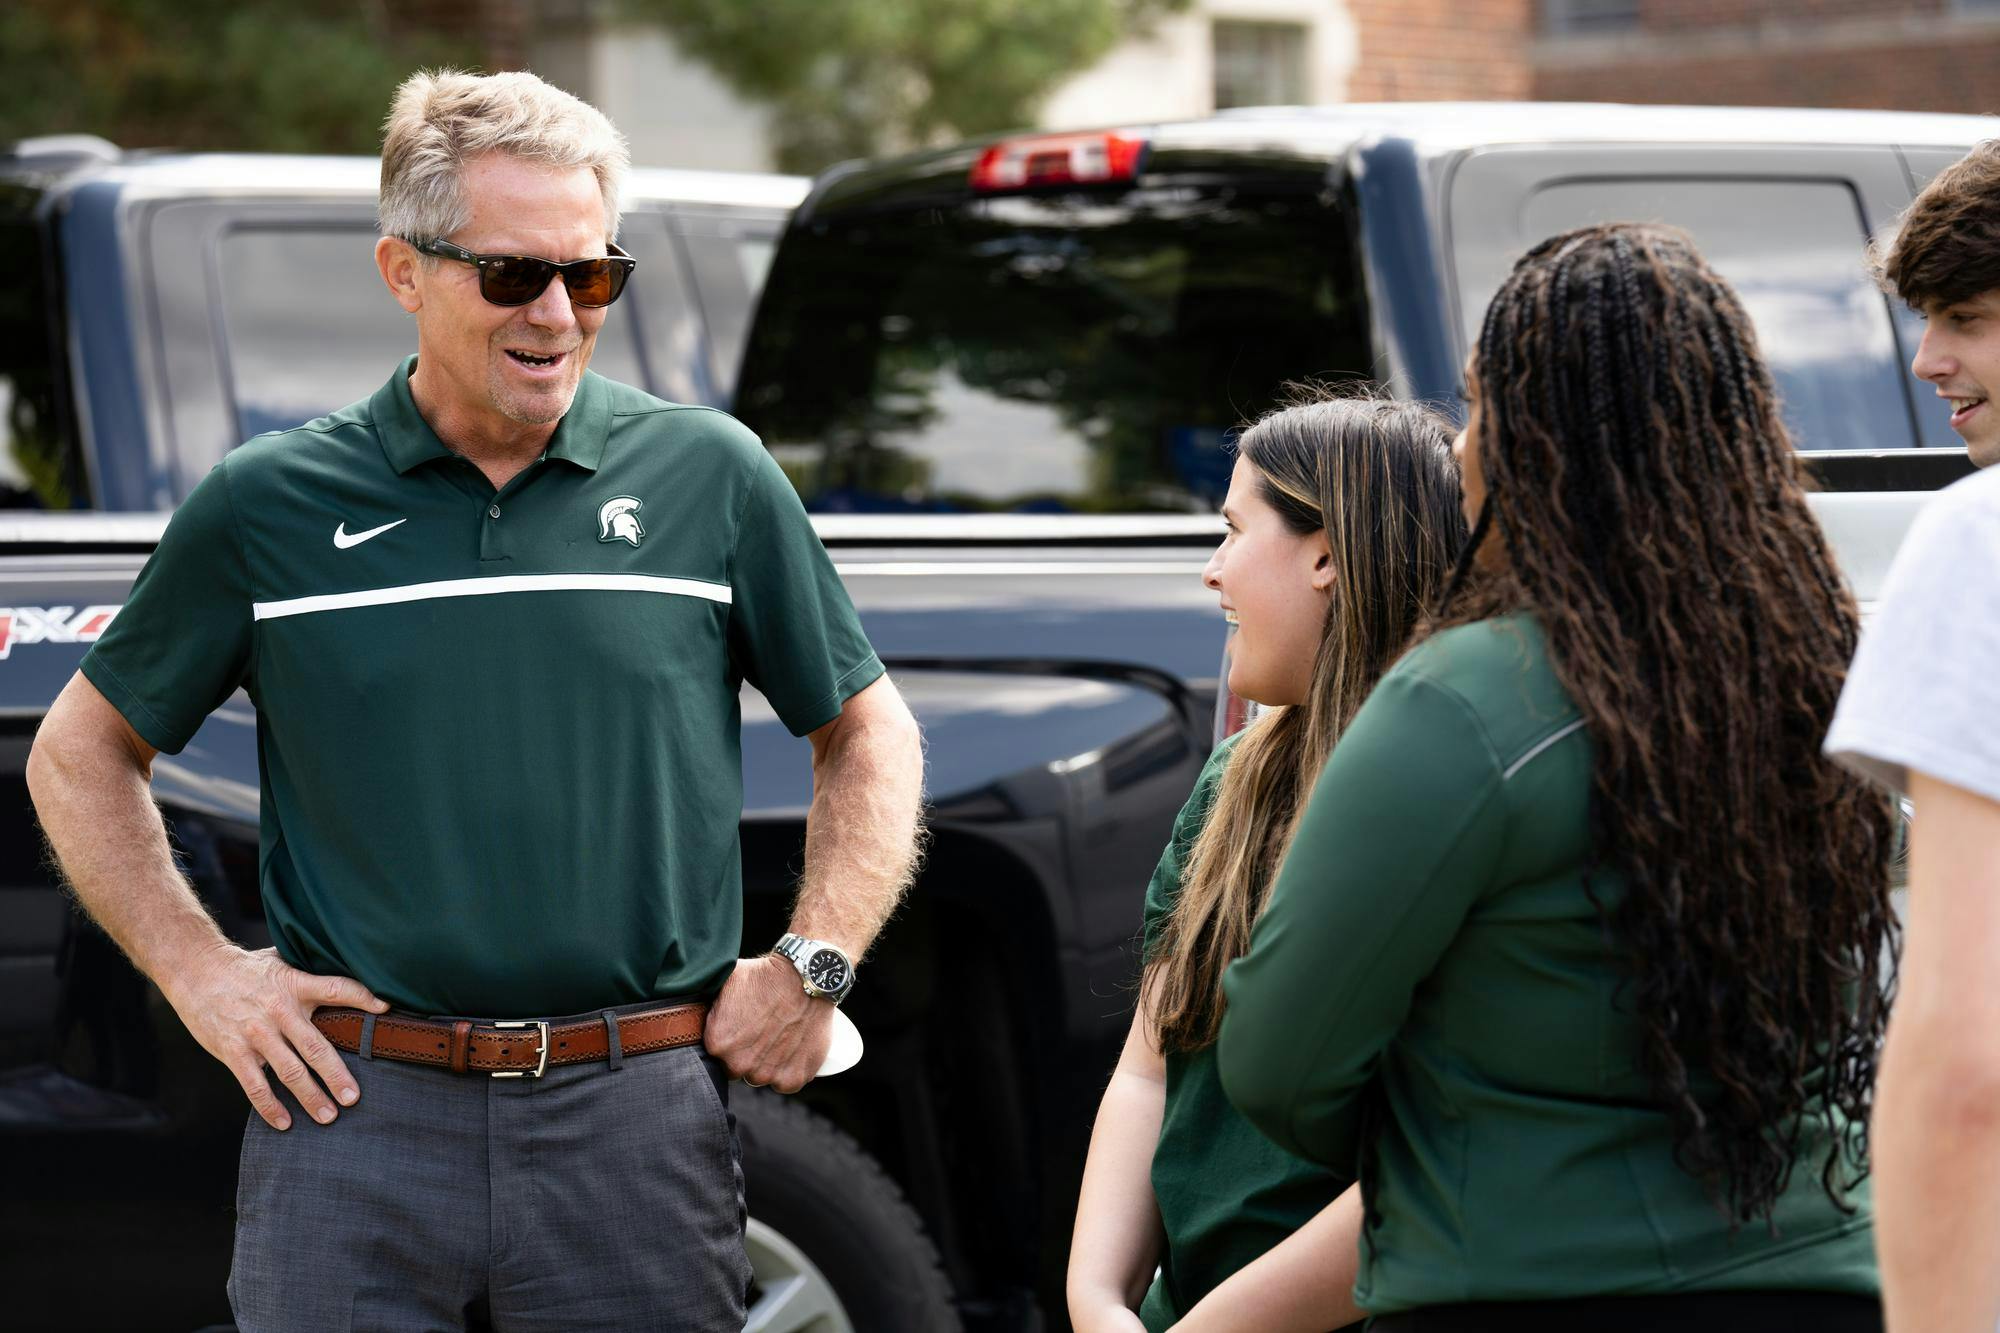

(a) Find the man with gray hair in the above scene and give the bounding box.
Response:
[26,68,924,1328]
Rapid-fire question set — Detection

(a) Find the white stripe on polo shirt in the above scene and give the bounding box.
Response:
[251,573,733,621]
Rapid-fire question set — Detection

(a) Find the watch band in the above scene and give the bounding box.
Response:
[775,933,854,1004]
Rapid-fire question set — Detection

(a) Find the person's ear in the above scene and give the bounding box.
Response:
[376,236,424,314]
[1309,532,1336,593]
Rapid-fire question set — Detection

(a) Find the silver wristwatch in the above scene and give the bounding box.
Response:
[774,933,854,1005]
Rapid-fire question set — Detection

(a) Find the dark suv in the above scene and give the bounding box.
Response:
[738,103,1980,514]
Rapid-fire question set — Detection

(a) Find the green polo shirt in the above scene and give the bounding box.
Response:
[82,356,883,1017]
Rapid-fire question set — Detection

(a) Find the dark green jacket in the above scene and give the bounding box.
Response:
[1218,615,1876,1314]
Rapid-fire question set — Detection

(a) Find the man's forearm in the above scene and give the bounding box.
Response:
[28,688,229,1000]
[789,690,924,959]
[32,674,382,1130]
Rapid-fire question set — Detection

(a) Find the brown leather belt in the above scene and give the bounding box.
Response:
[312,1002,708,1078]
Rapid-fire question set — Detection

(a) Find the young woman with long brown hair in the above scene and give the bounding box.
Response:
[1219,223,1899,1331]
[1066,392,1465,1333]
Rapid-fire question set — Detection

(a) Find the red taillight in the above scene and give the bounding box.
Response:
[970,131,1148,193]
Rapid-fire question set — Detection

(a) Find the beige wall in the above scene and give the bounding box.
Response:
[531,20,778,171]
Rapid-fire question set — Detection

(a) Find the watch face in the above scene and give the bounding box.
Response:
[806,949,851,994]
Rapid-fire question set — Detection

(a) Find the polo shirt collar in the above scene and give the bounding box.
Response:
[373,354,611,475]
[373,356,450,474]
[543,368,609,472]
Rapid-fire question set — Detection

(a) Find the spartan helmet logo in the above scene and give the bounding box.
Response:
[598,496,644,547]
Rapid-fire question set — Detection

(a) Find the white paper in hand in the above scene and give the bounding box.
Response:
[817,1007,864,1077]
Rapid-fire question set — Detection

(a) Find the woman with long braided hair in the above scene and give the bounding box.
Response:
[1218,223,1898,1331]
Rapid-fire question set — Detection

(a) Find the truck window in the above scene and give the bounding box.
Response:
[673,212,784,405]
[1467,178,1912,453]
[216,226,646,440]
[0,203,83,508]
[737,183,1374,513]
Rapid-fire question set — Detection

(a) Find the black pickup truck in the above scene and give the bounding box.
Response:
[0,103,1985,1331]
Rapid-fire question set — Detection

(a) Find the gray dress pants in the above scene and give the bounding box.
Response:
[226,1024,749,1332]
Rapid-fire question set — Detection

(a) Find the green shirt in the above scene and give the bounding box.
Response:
[1219,615,1876,1313]
[82,357,882,1017]
[1136,733,1349,1332]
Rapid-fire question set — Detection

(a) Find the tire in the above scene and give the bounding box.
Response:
[734,1086,961,1333]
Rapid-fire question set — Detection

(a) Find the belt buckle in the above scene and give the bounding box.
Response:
[489,1020,550,1078]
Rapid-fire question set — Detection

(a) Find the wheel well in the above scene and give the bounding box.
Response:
[740,820,1065,1309]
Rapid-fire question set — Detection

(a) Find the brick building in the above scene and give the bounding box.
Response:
[1531,0,2000,114]
[1346,0,1536,102]
[1339,0,1999,113]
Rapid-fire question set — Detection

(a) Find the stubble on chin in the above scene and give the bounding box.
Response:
[487,364,582,426]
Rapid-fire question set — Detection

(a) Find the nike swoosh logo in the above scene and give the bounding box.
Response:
[333,518,408,549]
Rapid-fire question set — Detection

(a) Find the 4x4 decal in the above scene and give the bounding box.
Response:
[0,605,120,660]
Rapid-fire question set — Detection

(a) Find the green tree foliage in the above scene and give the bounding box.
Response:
[0,0,478,154]
[622,0,1191,174]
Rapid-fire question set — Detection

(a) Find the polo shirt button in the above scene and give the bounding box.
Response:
[488,504,501,519]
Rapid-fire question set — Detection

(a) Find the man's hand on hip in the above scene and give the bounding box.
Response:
[165,944,388,1131]
[705,954,835,1094]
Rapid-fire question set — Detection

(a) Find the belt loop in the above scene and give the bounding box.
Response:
[359,1012,378,1061]
[449,1020,473,1075]
[602,1010,624,1070]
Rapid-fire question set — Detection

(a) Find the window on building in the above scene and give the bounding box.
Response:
[1212,21,1308,110]
[1542,0,1640,35]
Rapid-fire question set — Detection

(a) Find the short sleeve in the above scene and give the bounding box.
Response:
[80,462,254,754]
[1826,478,2000,802]
[1141,734,1241,947]
[727,447,883,736]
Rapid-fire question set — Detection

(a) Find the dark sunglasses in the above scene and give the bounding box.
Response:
[413,237,636,308]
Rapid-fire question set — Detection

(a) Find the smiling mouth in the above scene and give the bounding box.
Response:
[1950,396,1989,427]
[506,349,567,369]
[1223,609,1240,625]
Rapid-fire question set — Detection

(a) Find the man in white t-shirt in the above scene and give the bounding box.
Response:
[1826,139,2000,1333]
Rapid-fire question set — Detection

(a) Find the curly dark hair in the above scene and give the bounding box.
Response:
[1874,139,2000,310]
[1442,222,1899,1225]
